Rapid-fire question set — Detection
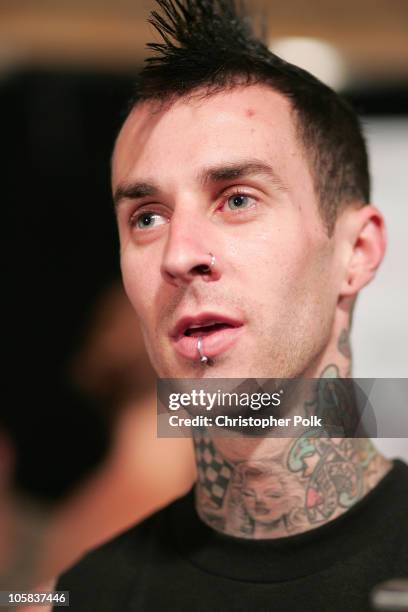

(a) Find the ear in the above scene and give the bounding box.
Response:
[339,205,386,298]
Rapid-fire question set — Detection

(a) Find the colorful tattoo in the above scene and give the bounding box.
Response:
[193,361,390,538]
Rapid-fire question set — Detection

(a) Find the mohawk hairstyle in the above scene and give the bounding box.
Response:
[130,0,370,235]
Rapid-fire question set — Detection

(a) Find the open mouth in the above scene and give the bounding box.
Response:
[171,312,244,361]
[184,322,233,337]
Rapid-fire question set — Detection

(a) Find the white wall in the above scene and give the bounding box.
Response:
[352,117,408,460]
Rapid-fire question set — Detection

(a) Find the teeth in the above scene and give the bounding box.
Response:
[188,320,218,329]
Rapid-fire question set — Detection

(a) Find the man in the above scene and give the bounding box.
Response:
[54,0,408,610]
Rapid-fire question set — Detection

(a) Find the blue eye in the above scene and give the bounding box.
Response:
[226,193,254,211]
[134,212,167,230]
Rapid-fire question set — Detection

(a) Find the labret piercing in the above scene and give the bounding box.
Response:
[197,336,209,365]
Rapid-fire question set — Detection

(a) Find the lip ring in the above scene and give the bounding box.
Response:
[197,336,209,364]
[171,322,244,362]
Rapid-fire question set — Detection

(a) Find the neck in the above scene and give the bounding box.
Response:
[193,327,391,539]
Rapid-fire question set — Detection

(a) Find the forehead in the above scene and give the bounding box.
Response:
[111,84,309,192]
[244,473,282,487]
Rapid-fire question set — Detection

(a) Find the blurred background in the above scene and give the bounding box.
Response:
[1,0,407,593]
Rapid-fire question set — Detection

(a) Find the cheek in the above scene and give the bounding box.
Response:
[120,250,157,323]
[244,221,337,352]
[236,220,321,299]
[244,497,255,510]
[266,225,335,302]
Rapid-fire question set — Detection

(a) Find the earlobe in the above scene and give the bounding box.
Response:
[340,205,386,298]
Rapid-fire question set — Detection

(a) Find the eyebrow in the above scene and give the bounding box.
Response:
[113,158,287,212]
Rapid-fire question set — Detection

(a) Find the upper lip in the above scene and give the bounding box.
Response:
[171,312,244,339]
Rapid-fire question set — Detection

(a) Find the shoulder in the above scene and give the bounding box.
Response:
[389,458,408,514]
[387,458,408,497]
[384,459,408,565]
[377,458,408,514]
[53,494,184,610]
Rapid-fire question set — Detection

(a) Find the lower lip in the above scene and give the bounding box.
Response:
[172,326,244,361]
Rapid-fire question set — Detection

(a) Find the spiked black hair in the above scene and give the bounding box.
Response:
[130,0,370,235]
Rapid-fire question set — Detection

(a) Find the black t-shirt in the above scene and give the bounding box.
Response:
[55,459,408,611]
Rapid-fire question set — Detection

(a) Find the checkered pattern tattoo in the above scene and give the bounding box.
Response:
[193,428,233,508]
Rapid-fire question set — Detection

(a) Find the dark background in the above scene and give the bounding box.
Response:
[3,70,133,502]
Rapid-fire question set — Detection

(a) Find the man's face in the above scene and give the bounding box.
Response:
[241,473,291,525]
[112,84,343,378]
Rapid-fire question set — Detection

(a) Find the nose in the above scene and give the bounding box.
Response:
[161,213,221,287]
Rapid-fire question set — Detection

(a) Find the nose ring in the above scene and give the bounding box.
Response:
[200,253,216,275]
